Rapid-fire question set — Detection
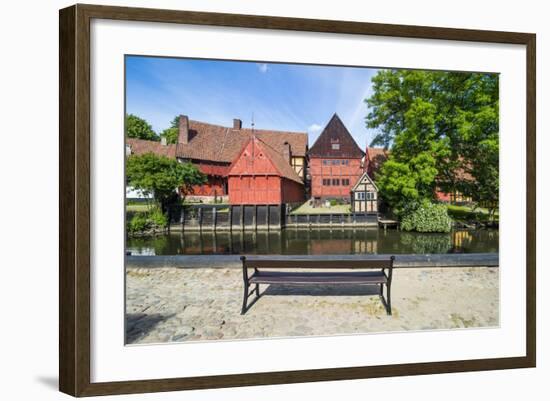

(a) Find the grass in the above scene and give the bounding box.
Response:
[447,204,499,223]
[126,203,154,212]
[290,202,351,215]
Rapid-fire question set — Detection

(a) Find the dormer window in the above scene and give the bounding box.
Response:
[331,143,340,150]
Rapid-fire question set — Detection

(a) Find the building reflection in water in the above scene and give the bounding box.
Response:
[127,227,498,256]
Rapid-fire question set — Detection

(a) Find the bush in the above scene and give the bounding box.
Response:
[127,206,168,235]
[128,213,150,234]
[148,206,168,228]
[400,200,452,233]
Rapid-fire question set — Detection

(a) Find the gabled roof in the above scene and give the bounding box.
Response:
[176,120,308,163]
[126,138,176,158]
[366,147,389,175]
[308,114,365,158]
[351,171,378,192]
[228,137,303,184]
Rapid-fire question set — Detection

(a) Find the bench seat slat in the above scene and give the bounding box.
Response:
[245,260,392,269]
[249,271,387,285]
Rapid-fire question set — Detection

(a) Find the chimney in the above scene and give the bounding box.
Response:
[160,136,167,146]
[178,115,189,144]
[282,141,292,164]
[233,118,242,130]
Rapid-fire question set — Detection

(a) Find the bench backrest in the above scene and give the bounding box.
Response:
[241,256,394,270]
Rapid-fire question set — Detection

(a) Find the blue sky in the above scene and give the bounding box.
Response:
[125,56,380,148]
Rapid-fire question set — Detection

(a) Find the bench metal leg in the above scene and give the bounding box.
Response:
[379,283,392,316]
[241,282,249,315]
[386,283,392,316]
[241,283,262,315]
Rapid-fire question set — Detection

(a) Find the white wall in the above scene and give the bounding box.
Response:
[0,0,546,400]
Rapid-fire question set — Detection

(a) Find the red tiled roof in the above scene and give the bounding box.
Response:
[256,138,304,184]
[197,164,231,177]
[126,138,176,158]
[176,120,308,162]
[366,147,389,173]
[228,137,303,184]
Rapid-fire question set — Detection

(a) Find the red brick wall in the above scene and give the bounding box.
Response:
[310,157,363,199]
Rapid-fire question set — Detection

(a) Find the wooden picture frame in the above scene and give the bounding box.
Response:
[59,3,536,397]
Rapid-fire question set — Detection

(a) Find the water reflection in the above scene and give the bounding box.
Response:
[127,228,499,256]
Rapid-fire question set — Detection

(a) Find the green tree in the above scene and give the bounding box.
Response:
[125,114,158,141]
[365,70,499,216]
[126,153,206,211]
[159,116,181,144]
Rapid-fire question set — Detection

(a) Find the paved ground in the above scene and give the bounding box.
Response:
[125,266,499,344]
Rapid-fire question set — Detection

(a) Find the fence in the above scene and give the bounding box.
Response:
[286,213,378,228]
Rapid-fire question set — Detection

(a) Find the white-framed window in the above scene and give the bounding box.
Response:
[331,143,340,150]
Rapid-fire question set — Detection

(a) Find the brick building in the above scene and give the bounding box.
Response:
[308,114,365,201]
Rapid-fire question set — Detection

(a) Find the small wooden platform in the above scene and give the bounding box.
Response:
[378,219,400,230]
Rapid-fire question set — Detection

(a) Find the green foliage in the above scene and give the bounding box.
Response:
[127,206,168,235]
[400,200,452,233]
[128,213,150,234]
[365,70,499,214]
[398,232,452,254]
[160,127,179,144]
[125,114,158,141]
[148,206,168,227]
[126,153,207,211]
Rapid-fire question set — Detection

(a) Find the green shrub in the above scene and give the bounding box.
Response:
[330,199,338,207]
[127,206,168,234]
[401,200,452,233]
[128,213,150,234]
[148,206,168,228]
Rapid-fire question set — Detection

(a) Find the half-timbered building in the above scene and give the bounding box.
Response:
[350,171,378,213]
[308,114,365,201]
[227,136,304,205]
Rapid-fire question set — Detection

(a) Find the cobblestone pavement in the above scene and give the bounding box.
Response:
[125,266,499,344]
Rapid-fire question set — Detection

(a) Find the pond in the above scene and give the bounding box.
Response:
[126,228,499,256]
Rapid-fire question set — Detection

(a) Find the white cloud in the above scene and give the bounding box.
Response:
[257,63,269,73]
[308,123,322,132]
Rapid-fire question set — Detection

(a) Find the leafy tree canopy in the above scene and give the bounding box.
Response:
[159,116,181,144]
[125,114,158,141]
[126,153,206,211]
[365,70,499,215]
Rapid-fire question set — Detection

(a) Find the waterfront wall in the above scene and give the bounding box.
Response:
[126,252,499,269]
[166,204,378,231]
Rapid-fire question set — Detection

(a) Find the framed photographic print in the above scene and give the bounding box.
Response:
[59,3,536,397]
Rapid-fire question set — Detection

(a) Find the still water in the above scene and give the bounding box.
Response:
[127,228,498,256]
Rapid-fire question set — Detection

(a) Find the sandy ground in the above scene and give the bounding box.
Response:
[125,266,499,344]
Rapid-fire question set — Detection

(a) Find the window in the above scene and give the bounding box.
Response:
[342,178,350,186]
[322,179,331,186]
[332,143,340,150]
[366,192,376,200]
[356,192,365,200]
[332,178,340,186]
[342,160,349,166]
[322,160,329,166]
[332,160,340,165]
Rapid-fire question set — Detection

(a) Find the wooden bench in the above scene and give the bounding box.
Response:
[240,256,395,315]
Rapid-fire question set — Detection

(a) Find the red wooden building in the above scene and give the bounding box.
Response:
[227,136,304,205]
[308,114,365,201]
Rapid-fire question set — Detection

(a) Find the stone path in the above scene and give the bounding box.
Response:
[125,266,499,344]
